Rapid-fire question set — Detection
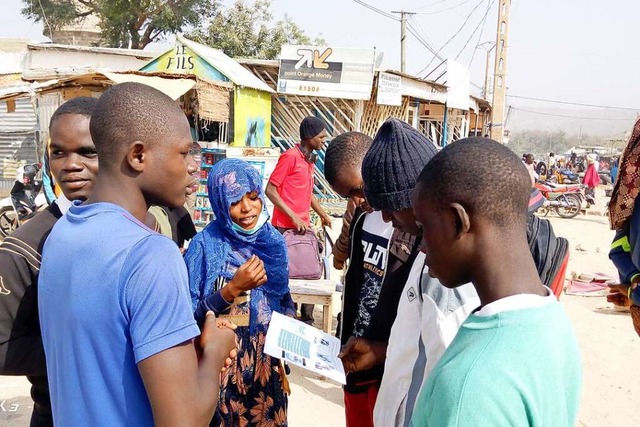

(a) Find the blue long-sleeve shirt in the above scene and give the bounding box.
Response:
[609,201,640,306]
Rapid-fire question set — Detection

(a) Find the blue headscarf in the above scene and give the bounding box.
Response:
[184,158,290,331]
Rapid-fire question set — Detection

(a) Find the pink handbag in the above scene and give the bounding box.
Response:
[283,230,323,280]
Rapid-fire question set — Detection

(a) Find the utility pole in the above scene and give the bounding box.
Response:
[490,0,512,143]
[477,41,496,100]
[484,48,491,99]
[392,11,415,73]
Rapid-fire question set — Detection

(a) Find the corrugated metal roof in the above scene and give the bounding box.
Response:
[0,80,59,100]
[0,97,38,179]
[176,35,274,94]
[0,97,36,133]
[236,58,279,68]
[27,42,159,60]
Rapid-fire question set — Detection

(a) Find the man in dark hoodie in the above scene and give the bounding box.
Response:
[0,97,99,426]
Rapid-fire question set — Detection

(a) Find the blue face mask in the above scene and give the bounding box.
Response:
[231,210,269,235]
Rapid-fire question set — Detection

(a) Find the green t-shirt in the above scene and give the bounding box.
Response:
[411,300,582,427]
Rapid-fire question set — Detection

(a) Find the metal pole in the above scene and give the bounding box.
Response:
[484,49,490,99]
[441,104,449,147]
[400,12,406,73]
[490,1,512,143]
[392,11,415,73]
[476,41,495,100]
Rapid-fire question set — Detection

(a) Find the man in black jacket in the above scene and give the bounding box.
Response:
[324,131,422,427]
[0,97,99,426]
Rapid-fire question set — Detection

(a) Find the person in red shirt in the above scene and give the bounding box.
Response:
[266,116,332,233]
[266,116,332,324]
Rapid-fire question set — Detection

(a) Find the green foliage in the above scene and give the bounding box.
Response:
[508,130,569,157]
[21,0,221,49]
[186,0,326,60]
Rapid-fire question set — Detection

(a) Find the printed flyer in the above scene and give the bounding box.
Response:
[265,312,346,384]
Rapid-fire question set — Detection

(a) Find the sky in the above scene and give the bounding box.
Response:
[1,0,639,135]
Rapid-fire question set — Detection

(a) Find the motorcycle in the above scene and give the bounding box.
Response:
[534,180,584,219]
[0,163,47,237]
[555,168,580,184]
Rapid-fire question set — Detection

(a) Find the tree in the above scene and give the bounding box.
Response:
[186,0,325,60]
[509,130,569,157]
[22,0,220,49]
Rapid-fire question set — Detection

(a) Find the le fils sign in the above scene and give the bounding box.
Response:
[165,43,195,72]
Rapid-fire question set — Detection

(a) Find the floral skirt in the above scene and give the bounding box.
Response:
[213,327,288,427]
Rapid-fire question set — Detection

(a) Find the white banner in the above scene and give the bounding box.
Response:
[376,72,402,106]
[277,45,375,100]
[446,59,471,110]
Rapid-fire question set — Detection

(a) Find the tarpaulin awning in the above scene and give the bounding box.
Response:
[101,72,195,100]
[0,71,201,102]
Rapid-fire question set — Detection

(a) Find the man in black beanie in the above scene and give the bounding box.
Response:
[338,118,480,427]
[266,116,333,323]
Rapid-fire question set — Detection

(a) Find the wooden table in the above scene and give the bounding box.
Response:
[289,279,335,334]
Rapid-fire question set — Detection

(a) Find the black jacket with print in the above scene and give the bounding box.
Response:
[341,209,422,394]
[0,202,61,422]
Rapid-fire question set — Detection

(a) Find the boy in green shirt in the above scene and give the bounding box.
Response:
[410,138,581,427]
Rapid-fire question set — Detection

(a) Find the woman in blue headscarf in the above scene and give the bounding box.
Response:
[185,158,295,427]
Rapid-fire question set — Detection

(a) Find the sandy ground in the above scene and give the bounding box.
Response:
[2,188,639,426]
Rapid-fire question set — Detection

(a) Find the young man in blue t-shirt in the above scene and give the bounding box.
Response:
[410,138,581,426]
[38,83,237,426]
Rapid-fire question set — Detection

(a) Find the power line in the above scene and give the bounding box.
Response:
[415,0,475,15]
[508,95,640,111]
[510,107,638,121]
[424,59,447,81]
[416,0,457,10]
[351,1,444,73]
[37,0,54,38]
[454,0,495,61]
[407,25,439,57]
[468,0,492,67]
[350,0,482,86]
[509,44,640,61]
[418,0,487,76]
[407,15,438,54]
[407,18,442,58]
[352,0,399,20]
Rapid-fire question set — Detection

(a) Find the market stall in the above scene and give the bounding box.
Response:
[0,70,235,225]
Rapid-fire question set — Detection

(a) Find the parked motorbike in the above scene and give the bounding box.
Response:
[534,180,584,219]
[0,163,47,237]
[555,168,580,184]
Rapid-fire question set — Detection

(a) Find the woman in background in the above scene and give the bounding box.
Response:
[583,155,600,206]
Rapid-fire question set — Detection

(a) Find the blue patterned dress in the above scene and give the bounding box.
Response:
[184,159,295,427]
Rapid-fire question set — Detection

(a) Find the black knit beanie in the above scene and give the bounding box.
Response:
[300,116,326,140]
[362,118,438,211]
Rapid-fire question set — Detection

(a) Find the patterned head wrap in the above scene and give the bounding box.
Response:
[609,117,640,230]
[184,159,290,330]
